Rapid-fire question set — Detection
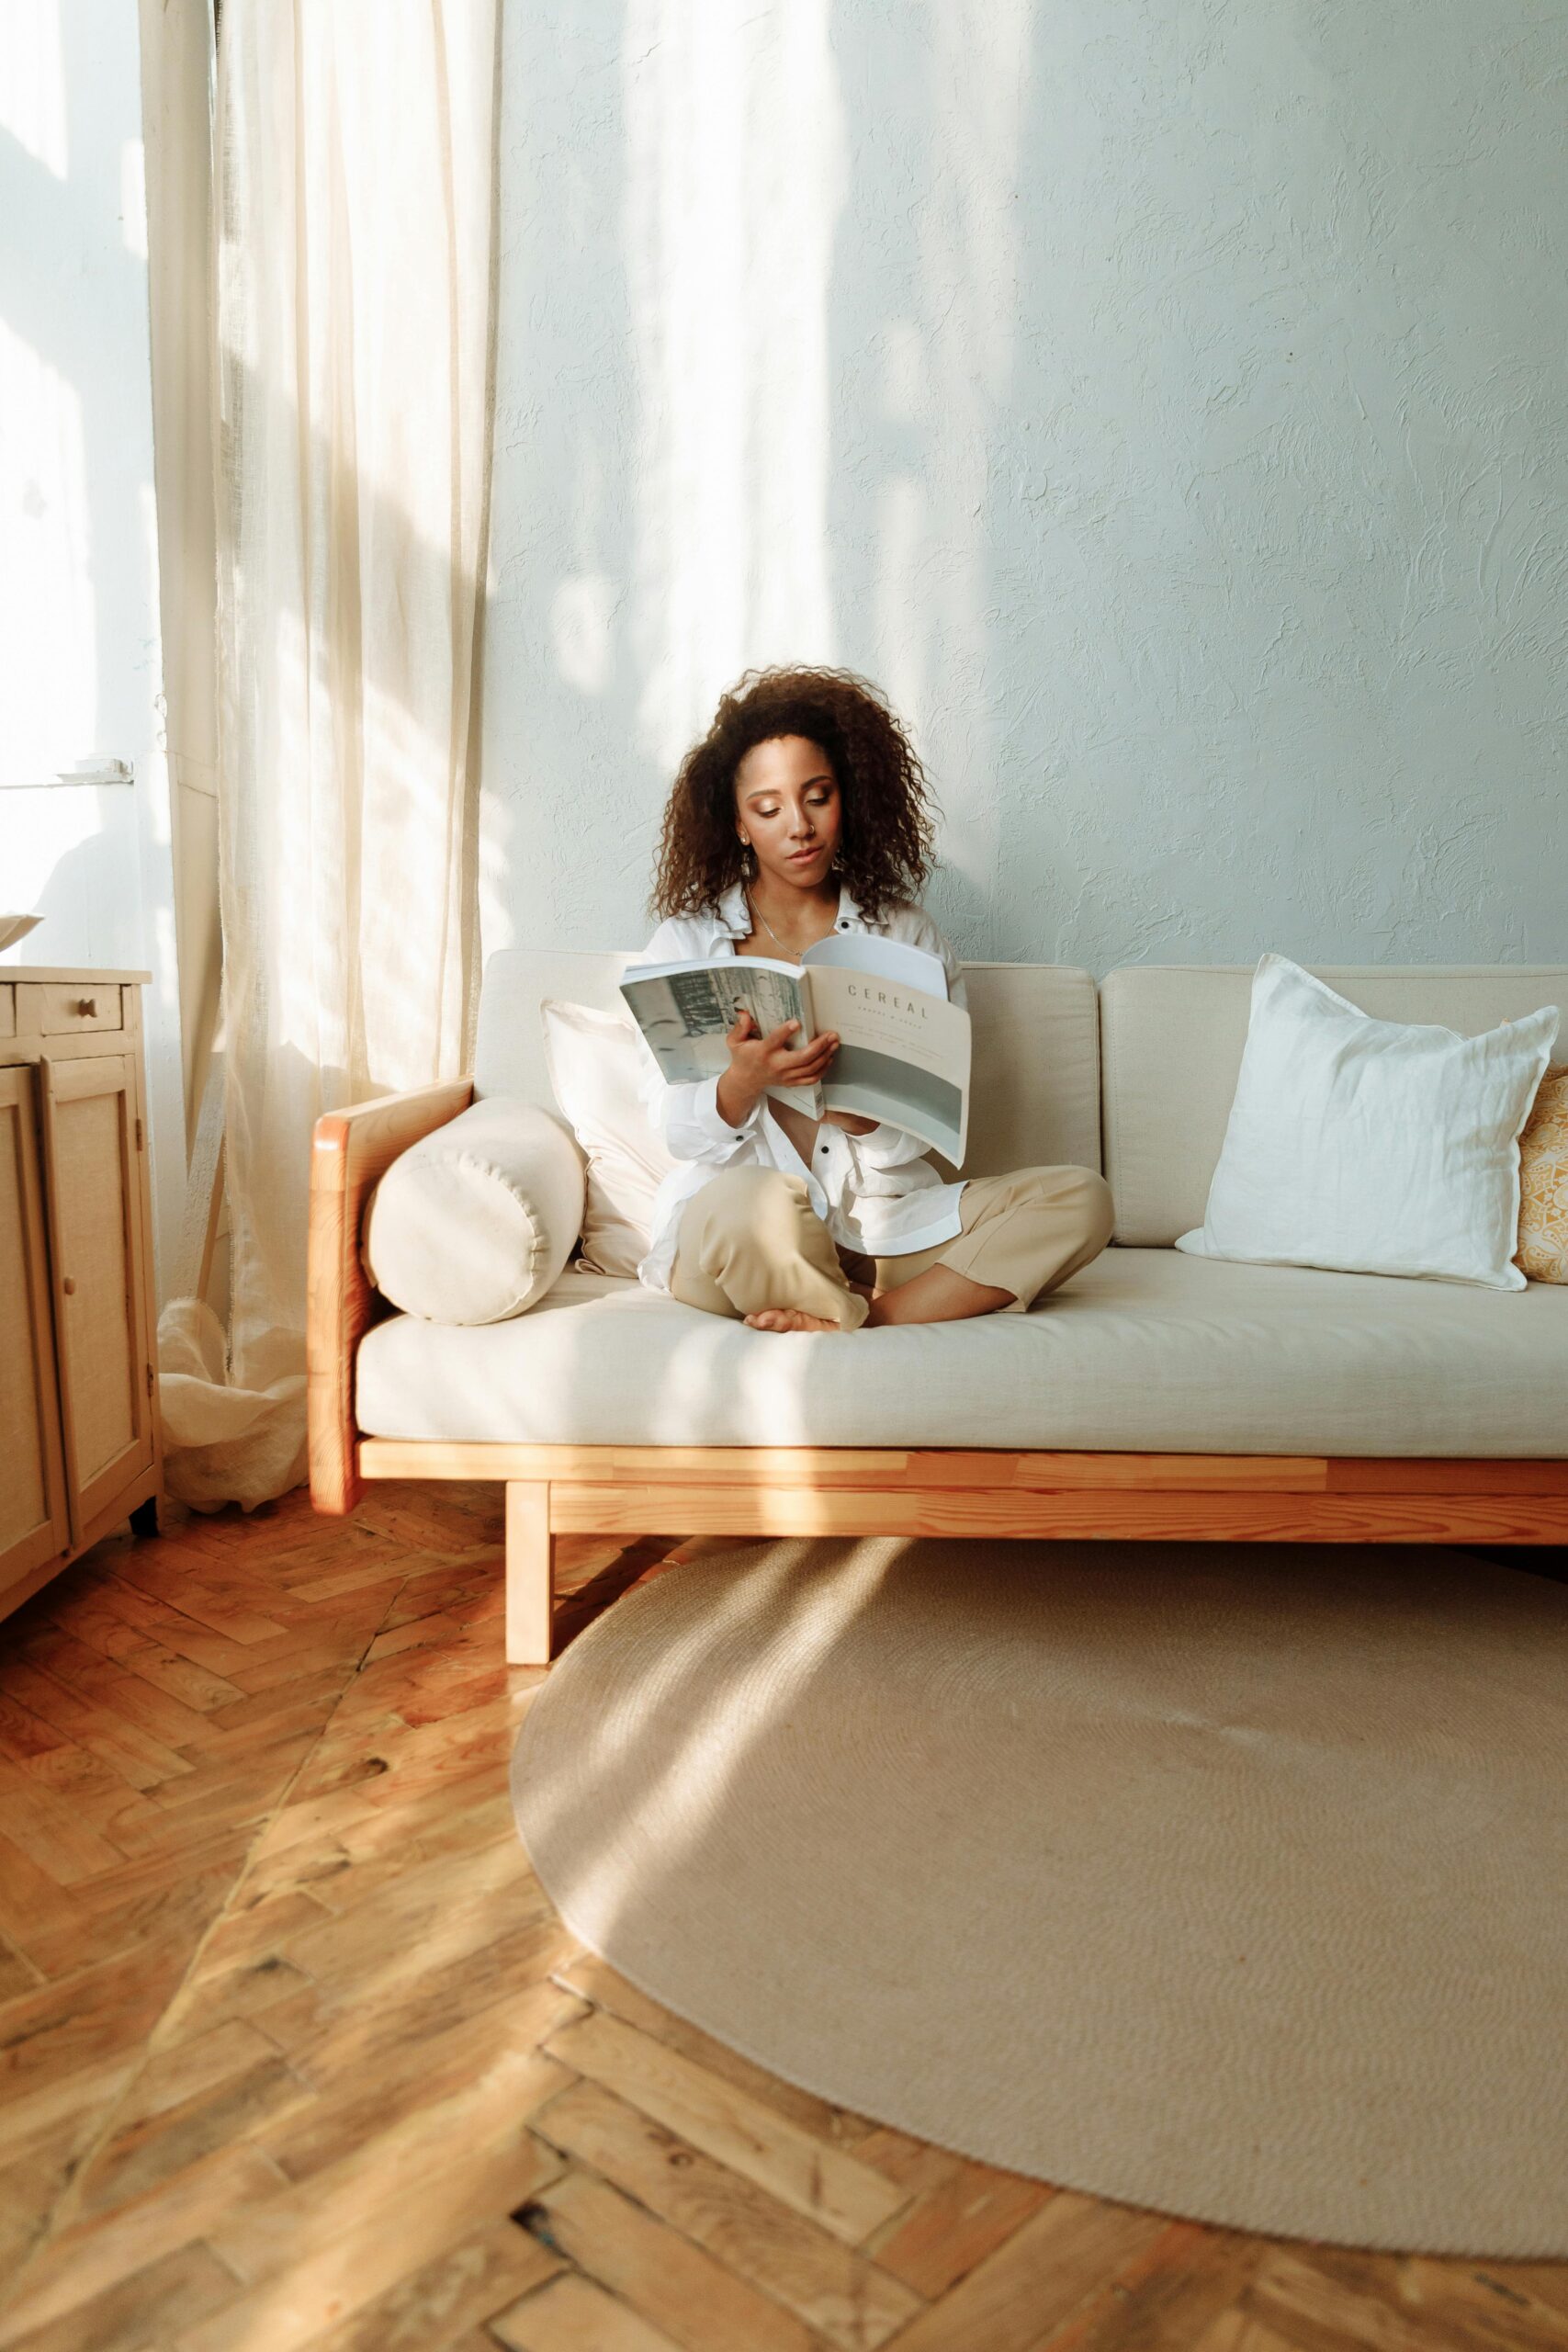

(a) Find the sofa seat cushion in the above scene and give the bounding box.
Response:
[355,1250,1568,1458]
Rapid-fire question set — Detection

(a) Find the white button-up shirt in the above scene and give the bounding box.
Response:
[630,881,970,1295]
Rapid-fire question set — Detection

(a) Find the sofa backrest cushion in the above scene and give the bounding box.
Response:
[473,949,1102,1183]
[476,951,633,1118]
[1100,964,1568,1246]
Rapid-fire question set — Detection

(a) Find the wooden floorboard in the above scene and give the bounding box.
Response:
[0,1483,1563,2351]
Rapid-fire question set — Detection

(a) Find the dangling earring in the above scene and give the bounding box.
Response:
[740,840,755,877]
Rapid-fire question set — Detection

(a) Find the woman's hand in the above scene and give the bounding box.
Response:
[716,1007,839,1129]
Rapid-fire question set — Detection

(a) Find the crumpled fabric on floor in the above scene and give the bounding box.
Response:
[155,1295,307,1512]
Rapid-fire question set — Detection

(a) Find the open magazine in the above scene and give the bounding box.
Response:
[620,931,971,1165]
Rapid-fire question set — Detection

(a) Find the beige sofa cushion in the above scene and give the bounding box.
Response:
[1100,964,1568,1246]
[472,948,1103,1182]
[360,1098,583,1324]
[355,1245,1568,1456]
[540,999,678,1277]
[1172,956,1560,1290]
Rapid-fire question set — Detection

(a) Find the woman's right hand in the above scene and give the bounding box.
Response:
[716,1007,839,1128]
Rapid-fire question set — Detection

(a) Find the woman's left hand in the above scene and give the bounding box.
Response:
[823,1109,879,1136]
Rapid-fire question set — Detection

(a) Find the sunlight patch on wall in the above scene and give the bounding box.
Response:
[622,0,848,775]
[874,470,927,752]
[120,138,149,261]
[0,788,102,912]
[478,791,516,956]
[899,0,1032,940]
[2,0,68,177]
[140,480,170,842]
[0,321,96,773]
[552,573,620,696]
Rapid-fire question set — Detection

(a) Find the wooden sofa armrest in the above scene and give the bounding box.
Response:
[307,1076,475,1514]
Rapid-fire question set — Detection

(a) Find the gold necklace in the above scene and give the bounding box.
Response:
[747,891,803,958]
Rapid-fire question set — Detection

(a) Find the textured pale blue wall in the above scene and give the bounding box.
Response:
[481,0,1568,970]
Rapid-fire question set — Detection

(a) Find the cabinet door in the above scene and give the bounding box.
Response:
[37,1053,155,1543]
[0,1066,73,1602]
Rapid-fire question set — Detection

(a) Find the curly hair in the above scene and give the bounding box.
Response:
[650,663,940,922]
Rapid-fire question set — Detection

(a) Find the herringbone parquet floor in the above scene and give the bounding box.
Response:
[1,1483,1566,2352]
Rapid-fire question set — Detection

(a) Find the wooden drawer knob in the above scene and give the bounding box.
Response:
[76,997,96,1016]
[62,1276,76,1294]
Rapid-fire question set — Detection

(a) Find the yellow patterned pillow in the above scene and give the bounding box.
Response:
[1516,1062,1568,1283]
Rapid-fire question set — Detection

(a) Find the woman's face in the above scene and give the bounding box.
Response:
[733,734,842,891]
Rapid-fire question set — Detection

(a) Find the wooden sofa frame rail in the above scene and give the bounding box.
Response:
[308,1080,1568,1666]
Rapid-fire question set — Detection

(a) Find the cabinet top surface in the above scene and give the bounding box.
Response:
[0,967,152,983]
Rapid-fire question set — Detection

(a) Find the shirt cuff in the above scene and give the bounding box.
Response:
[695,1069,760,1147]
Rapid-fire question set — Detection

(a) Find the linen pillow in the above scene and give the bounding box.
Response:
[359,1097,583,1323]
[1516,1063,1568,1283]
[1173,953,1561,1290]
[540,999,680,1278]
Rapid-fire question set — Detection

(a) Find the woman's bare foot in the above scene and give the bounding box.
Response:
[743,1307,846,1333]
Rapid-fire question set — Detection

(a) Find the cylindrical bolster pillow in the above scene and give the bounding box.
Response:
[360,1098,586,1324]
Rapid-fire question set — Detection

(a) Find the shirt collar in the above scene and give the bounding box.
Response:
[714,876,876,941]
[835,881,871,933]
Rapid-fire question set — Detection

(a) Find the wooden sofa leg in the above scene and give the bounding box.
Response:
[505,1482,556,1666]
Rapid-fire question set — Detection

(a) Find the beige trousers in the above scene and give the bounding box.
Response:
[670,1163,1115,1329]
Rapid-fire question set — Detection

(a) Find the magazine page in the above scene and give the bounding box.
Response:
[628,954,799,987]
[804,964,971,1164]
[619,958,822,1110]
[800,931,949,1000]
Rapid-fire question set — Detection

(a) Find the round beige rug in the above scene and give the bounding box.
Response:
[510,1535,1568,2256]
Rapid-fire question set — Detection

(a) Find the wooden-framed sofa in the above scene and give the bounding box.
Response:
[307,953,1568,1664]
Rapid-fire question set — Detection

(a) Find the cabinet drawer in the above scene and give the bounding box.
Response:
[0,984,13,1039]
[37,983,123,1036]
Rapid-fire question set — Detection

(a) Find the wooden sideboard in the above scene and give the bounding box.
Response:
[1,966,164,1625]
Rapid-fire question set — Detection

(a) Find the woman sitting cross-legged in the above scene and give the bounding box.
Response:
[629,662,1115,1333]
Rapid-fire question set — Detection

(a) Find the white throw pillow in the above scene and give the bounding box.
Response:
[360,1097,584,1322]
[1173,954,1561,1289]
[540,999,680,1278]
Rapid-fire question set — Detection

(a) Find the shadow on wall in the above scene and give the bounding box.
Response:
[0,805,144,970]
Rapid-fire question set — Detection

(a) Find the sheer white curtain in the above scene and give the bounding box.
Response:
[156,0,501,1510]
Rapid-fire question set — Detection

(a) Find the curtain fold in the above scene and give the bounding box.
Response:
[156,0,501,1510]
